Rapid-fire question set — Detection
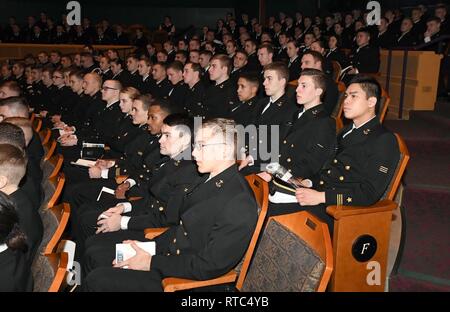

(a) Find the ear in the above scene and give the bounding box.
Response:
[315,87,324,98]
[368,96,377,110]
[0,176,8,190]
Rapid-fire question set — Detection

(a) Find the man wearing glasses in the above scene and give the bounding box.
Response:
[60,78,122,149]
[82,118,258,291]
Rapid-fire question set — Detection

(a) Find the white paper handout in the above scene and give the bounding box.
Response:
[70,159,97,167]
[96,186,115,201]
[116,241,156,263]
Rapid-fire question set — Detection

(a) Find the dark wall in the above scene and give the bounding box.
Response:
[0,0,235,29]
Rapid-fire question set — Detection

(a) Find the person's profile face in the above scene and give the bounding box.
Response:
[343,83,374,120]
[237,78,256,102]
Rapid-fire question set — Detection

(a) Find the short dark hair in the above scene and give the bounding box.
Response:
[153,97,180,115]
[238,73,260,90]
[0,96,29,118]
[235,50,248,59]
[258,43,274,54]
[167,61,184,72]
[211,54,232,76]
[312,40,326,49]
[185,62,202,74]
[0,143,27,185]
[0,81,21,97]
[0,122,26,149]
[348,74,382,114]
[126,53,139,61]
[264,62,289,83]
[299,69,327,100]
[136,94,153,111]
[110,58,124,67]
[163,113,194,138]
[427,16,441,24]
[302,50,325,71]
[0,191,28,252]
[356,27,371,37]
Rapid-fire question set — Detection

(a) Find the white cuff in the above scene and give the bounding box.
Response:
[248,155,255,166]
[119,202,132,213]
[120,216,131,230]
[125,179,136,188]
[424,36,431,43]
[101,169,109,179]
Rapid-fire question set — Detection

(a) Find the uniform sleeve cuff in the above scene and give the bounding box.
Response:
[101,169,109,179]
[119,202,132,213]
[120,216,131,230]
[125,179,136,188]
[248,155,255,166]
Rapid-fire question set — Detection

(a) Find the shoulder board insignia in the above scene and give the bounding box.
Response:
[215,179,224,188]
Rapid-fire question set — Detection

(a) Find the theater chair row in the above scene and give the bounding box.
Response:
[28,107,408,292]
[29,117,71,292]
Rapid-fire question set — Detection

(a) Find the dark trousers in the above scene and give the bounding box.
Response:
[81,230,157,291]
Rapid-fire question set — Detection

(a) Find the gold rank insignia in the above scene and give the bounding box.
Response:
[312,109,318,115]
[336,194,343,206]
[276,101,283,107]
[379,166,389,174]
[363,129,371,135]
[174,160,180,166]
[346,197,352,203]
[137,151,143,155]
[216,179,224,188]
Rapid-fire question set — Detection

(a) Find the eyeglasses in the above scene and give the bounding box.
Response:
[102,86,118,91]
[192,142,226,150]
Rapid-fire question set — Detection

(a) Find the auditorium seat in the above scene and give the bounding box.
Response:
[42,139,57,162]
[32,117,42,132]
[331,61,342,83]
[38,128,51,145]
[326,133,409,291]
[41,154,63,180]
[41,173,65,210]
[41,202,71,255]
[240,211,333,292]
[31,251,69,292]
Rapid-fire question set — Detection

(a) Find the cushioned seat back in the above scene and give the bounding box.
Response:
[331,61,341,83]
[31,252,68,292]
[41,159,55,180]
[241,219,325,292]
[39,208,59,253]
[31,254,56,292]
[332,81,346,119]
[41,154,63,179]
[41,178,56,210]
[382,133,409,201]
[233,175,269,282]
[40,174,65,210]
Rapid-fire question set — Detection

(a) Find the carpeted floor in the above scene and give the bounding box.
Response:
[384,99,450,292]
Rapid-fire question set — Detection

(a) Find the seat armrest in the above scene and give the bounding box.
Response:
[115,175,128,184]
[162,271,237,292]
[144,227,169,239]
[326,199,397,220]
